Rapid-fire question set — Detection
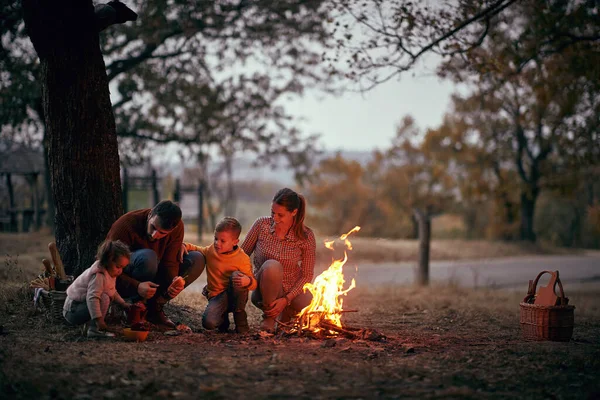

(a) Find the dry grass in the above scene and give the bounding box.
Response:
[0,280,599,399]
[326,236,567,264]
[1,231,598,399]
[0,231,568,283]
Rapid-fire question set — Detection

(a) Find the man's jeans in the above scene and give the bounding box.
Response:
[202,278,249,330]
[118,249,205,300]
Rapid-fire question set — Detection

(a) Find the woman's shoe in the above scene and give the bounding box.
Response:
[260,316,276,333]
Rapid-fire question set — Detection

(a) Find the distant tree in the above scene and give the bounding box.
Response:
[307,153,372,235]
[21,0,122,275]
[306,116,456,284]
[438,1,600,242]
[385,116,456,285]
[427,97,521,240]
[328,0,600,89]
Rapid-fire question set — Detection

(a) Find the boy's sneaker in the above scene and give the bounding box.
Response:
[233,311,249,334]
[87,327,116,338]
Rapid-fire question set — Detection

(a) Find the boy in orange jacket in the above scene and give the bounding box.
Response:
[181,217,256,334]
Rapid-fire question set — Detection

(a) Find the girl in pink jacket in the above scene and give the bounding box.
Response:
[63,240,131,338]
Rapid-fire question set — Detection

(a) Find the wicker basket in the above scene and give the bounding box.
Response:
[519,271,575,342]
[40,289,68,322]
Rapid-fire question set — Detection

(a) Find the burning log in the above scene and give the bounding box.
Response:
[276,226,371,339]
[274,226,387,342]
[318,321,359,338]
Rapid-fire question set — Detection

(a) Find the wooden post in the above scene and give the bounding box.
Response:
[122,167,129,213]
[197,180,204,240]
[152,169,159,205]
[414,207,431,286]
[173,179,181,203]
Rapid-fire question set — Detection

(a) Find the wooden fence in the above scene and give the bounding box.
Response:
[121,168,206,239]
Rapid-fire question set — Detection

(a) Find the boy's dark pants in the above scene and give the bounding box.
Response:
[203,278,249,333]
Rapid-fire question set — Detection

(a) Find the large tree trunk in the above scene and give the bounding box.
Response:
[42,133,55,232]
[35,100,56,233]
[22,0,123,276]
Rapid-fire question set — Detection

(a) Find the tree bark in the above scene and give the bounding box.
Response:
[414,207,431,286]
[43,138,56,232]
[37,99,56,233]
[22,0,123,276]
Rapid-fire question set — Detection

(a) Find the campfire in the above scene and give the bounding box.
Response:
[279,226,384,340]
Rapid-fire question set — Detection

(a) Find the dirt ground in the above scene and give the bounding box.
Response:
[1,232,599,399]
[1,282,599,399]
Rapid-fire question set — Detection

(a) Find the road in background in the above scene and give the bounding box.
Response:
[186,252,600,293]
[348,253,600,289]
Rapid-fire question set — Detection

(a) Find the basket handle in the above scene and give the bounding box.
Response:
[523,270,568,305]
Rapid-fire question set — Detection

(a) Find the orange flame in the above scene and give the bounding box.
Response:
[298,226,360,333]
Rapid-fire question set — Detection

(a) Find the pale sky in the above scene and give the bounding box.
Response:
[285,72,456,152]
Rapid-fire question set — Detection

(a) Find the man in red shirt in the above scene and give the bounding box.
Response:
[107,200,205,328]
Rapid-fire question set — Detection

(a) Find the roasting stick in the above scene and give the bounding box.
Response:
[42,258,54,275]
[306,309,358,314]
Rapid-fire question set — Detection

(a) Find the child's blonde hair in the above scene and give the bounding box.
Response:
[215,217,242,239]
[96,240,131,267]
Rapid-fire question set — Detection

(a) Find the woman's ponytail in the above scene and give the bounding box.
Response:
[293,194,307,239]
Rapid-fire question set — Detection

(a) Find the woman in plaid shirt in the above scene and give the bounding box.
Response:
[241,188,316,332]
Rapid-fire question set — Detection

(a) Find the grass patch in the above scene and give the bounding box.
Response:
[0,231,569,284]
[0,278,598,399]
[1,232,597,398]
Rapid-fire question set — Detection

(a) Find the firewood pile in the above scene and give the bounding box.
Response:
[29,242,72,291]
[30,242,73,321]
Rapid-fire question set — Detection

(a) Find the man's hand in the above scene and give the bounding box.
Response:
[120,302,132,310]
[167,276,185,298]
[178,243,189,263]
[264,297,287,318]
[137,281,159,299]
[232,272,251,288]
